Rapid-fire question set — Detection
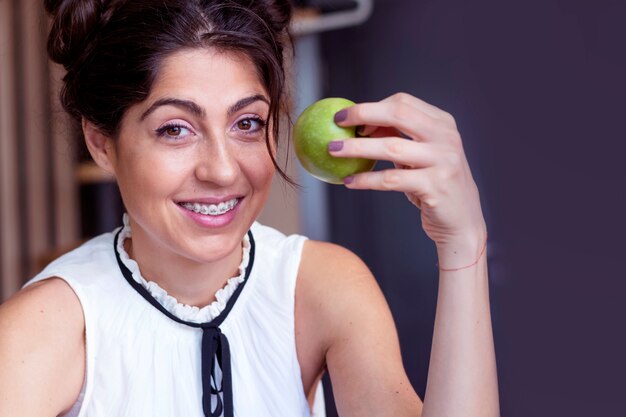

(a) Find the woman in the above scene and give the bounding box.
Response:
[0,1,499,416]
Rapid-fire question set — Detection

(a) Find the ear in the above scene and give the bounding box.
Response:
[82,118,117,176]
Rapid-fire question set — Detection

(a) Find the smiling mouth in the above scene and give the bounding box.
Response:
[178,198,240,216]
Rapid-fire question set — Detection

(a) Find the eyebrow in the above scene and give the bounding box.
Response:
[140,94,269,121]
[227,94,269,116]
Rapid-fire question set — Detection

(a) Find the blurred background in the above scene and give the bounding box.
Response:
[1,0,625,416]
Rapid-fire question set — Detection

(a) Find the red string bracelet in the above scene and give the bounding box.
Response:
[436,232,488,272]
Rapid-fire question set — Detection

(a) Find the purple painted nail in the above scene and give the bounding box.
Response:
[328,141,344,152]
[343,175,354,185]
[334,109,348,124]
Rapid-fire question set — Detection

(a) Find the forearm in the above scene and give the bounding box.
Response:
[421,235,500,417]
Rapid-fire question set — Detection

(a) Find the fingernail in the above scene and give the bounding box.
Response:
[328,141,344,152]
[334,109,348,124]
[343,175,354,185]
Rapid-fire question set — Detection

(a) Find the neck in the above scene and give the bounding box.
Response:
[125,231,244,309]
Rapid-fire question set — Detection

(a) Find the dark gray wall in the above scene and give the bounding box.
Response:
[320,0,626,416]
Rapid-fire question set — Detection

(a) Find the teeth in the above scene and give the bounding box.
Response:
[181,198,238,216]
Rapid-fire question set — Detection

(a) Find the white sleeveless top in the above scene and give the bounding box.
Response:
[25,220,324,417]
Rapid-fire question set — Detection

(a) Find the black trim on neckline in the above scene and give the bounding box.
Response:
[113,228,255,329]
[113,227,255,417]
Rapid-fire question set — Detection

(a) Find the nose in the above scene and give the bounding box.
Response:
[193,136,239,187]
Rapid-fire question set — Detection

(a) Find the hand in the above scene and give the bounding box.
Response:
[330,93,486,248]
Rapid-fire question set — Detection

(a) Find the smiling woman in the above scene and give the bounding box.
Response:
[86,49,277,288]
[0,1,499,417]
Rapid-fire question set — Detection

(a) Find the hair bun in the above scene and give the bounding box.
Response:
[258,0,292,33]
[225,0,292,34]
[45,0,104,68]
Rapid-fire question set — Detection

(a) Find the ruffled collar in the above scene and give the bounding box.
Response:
[115,214,251,324]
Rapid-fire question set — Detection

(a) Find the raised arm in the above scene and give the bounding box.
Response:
[297,240,424,416]
[0,278,85,417]
[321,92,499,417]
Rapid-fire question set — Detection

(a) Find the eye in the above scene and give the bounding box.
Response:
[155,122,194,141]
[238,119,253,130]
[165,126,184,136]
[234,116,266,135]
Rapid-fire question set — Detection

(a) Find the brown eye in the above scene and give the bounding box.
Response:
[156,123,192,141]
[166,126,182,136]
[233,117,265,136]
[238,119,252,130]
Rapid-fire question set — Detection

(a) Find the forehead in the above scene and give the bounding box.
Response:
[145,48,267,109]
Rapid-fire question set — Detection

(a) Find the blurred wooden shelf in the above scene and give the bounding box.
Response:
[291,1,371,36]
[76,162,115,184]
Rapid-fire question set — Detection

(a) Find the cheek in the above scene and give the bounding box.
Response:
[243,146,275,190]
[115,150,189,200]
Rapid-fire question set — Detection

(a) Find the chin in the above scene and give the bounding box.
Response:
[177,231,245,265]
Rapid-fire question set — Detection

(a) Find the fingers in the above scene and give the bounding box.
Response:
[328,137,435,168]
[381,92,449,121]
[335,101,437,142]
[335,93,458,144]
[344,167,434,198]
[325,94,483,239]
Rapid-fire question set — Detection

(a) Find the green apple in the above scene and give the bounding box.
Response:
[293,97,376,184]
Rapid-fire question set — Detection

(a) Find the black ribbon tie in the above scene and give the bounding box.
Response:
[114,228,255,417]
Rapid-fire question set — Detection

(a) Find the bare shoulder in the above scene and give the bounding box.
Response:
[295,240,381,398]
[298,240,383,320]
[0,277,85,332]
[297,240,423,416]
[299,239,375,286]
[0,278,85,416]
[297,240,394,354]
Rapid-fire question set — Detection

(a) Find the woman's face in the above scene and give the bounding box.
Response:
[105,48,275,264]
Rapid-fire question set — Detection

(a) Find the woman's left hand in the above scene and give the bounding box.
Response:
[330,93,486,248]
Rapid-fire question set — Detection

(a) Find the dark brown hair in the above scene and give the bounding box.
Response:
[44,0,295,183]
